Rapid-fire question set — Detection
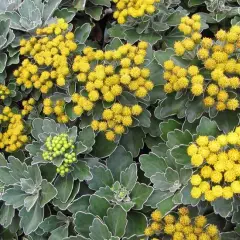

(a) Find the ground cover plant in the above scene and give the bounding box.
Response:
[1,0,240,239]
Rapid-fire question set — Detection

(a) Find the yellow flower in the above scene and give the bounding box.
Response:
[191,174,202,186]
[222,186,233,199]
[164,215,175,224]
[151,209,162,222]
[191,154,204,167]
[211,171,222,183]
[187,144,198,156]
[188,65,199,76]
[164,224,175,235]
[196,136,209,146]
[200,166,212,179]
[199,181,210,193]
[144,227,154,236]
[105,131,115,141]
[231,181,240,193]
[191,187,202,198]
[212,185,223,198]
[208,140,220,152]
[227,99,239,111]
[191,83,203,96]
[197,48,209,60]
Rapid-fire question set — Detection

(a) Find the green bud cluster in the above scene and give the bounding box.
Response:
[57,152,77,176]
[42,133,76,176]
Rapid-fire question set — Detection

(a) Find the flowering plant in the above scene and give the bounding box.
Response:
[0,0,240,239]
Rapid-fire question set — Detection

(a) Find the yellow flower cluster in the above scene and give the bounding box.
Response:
[14,18,77,94]
[188,127,240,202]
[71,93,94,116]
[43,98,69,123]
[201,25,240,111]
[72,42,153,102]
[144,208,219,240]
[21,98,35,116]
[175,14,202,56]
[91,103,143,141]
[113,0,160,24]
[0,84,10,100]
[0,107,28,152]
[164,14,240,112]
[163,61,204,96]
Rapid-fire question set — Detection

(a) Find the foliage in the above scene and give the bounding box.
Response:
[1,0,240,239]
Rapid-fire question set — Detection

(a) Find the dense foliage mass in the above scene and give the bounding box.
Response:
[1,0,240,240]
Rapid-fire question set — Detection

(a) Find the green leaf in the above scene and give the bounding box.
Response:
[107,146,133,182]
[185,96,205,123]
[75,23,92,44]
[65,102,79,121]
[90,218,112,240]
[181,184,200,206]
[39,215,62,232]
[214,111,239,133]
[139,153,167,178]
[124,212,147,238]
[54,174,74,203]
[42,0,61,22]
[24,194,38,212]
[108,24,125,39]
[54,8,76,22]
[165,11,187,26]
[78,126,95,152]
[188,0,205,7]
[2,186,27,208]
[124,29,140,44]
[88,166,114,190]
[145,190,174,208]
[74,211,95,237]
[156,195,176,215]
[91,132,117,158]
[171,145,191,166]
[104,205,127,238]
[118,91,137,105]
[154,48,175,67]
[0,204,15,228]
[88,195,111,219]
[74,0,87,10]
[120,163,137,191]
[151,168,180,192]
[69,195,90,214]
[72,160,92,181]
[155,94,187,119]
[120,127,145,158]
[90,0,111,7]
[19,202,44,235]
[167,130,192,148]
[159,119,181,141]
[52,180,80,210]
[49,224,69,240]
[0,167,17,185]
[221,232,240,239]
[179,168,192,185]
[0,153,7,166]
[211,198,233,218]
[85,5,103,21]
[0,53,7,73]
[95,186,115,201]
[40,179,57,207]
[106,38,123,51]
[196,117,221,137]
[21,178,36,194]
[130,182,153,210]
